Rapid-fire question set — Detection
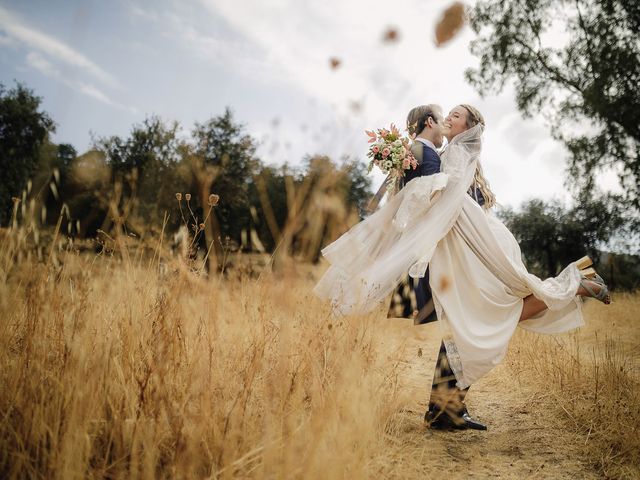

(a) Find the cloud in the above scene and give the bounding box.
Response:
[195,0,490,141]
[127,3,280,84]
[192,0,592,208]
[194,0,483,175]
[25,50,56,75]
[25,51,137,113]
[0,5,119,88]
[198,0,469,106]
[0,33,13,46]
[77,82,127,110]
[2,0,590,208]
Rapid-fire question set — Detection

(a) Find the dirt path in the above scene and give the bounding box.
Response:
[381,319,598,479]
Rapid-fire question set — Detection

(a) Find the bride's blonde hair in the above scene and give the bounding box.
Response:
[460,104,496,209]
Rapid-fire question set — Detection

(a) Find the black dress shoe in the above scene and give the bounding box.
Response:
[460,411,487,430]
[424,408,487,431]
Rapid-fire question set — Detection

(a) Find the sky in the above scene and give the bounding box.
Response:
[0,0,621,209]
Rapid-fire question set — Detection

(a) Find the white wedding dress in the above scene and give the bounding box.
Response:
[314,124,584,389]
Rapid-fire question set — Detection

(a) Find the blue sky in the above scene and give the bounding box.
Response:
[0,0,621,208]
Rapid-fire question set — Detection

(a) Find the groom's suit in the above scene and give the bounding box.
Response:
[386,138,486,425]
[386,138,441,325]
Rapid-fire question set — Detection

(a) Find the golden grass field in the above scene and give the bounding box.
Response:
[0,232,638,479]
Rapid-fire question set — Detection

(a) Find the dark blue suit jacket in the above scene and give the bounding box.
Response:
[403,142,441,186]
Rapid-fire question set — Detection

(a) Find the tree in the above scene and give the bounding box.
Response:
[0,82,54,225]
[63,149,111,237]
[467,0,640,215]
[339,157,372,220]
[190,108,260,256]
[94,116,187,234]
[247,156,372,260]
[248,164,289,252]
[498,194,627,279]
[32,141,77,226]
[290,155,371,262]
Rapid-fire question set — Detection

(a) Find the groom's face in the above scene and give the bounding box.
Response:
[430,108,445,148]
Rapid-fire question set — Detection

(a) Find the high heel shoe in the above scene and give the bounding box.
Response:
[576,255,596,279]
[580,273,612,304]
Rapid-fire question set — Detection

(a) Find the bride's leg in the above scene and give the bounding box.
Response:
[519,295,548,322]
[520,278,611,322]
[576,279,612,304]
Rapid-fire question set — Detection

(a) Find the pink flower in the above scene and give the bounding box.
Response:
[372,145,380,154]
[402,158,410,169]
[382,147,390,157]
[365,130,377,143]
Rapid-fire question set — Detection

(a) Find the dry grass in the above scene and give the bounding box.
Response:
[506,295,640,479]
[0,243,420,479]
[1,220,639,478]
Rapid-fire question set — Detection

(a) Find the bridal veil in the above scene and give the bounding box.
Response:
[314,124,584,388]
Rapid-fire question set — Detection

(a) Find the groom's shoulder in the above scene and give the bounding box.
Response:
[419,143,441,176]
[422,144,440,162]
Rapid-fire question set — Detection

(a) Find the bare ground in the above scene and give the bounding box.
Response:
[379,320,600,479]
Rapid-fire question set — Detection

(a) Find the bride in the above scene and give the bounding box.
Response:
[314,103,611,399]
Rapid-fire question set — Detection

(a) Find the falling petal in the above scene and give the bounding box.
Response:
[434,2,466,47]
[382,27,400,43]
[349,100,363,113]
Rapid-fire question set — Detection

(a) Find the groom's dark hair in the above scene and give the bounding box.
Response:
[406,104,441,138]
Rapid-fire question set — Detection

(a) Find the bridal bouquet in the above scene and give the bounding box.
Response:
[365,124,417,194]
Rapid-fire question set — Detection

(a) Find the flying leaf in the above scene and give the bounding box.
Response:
[435,2,466,47]
[349,100,363,113]
[382,27,399,43]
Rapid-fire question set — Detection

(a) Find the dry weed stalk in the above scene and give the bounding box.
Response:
[506,295,640,478]
[0,239,411,478]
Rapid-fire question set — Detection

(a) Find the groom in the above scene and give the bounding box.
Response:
[387,104,487,431]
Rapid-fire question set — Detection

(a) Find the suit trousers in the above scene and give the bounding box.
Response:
[429,341,469,417]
